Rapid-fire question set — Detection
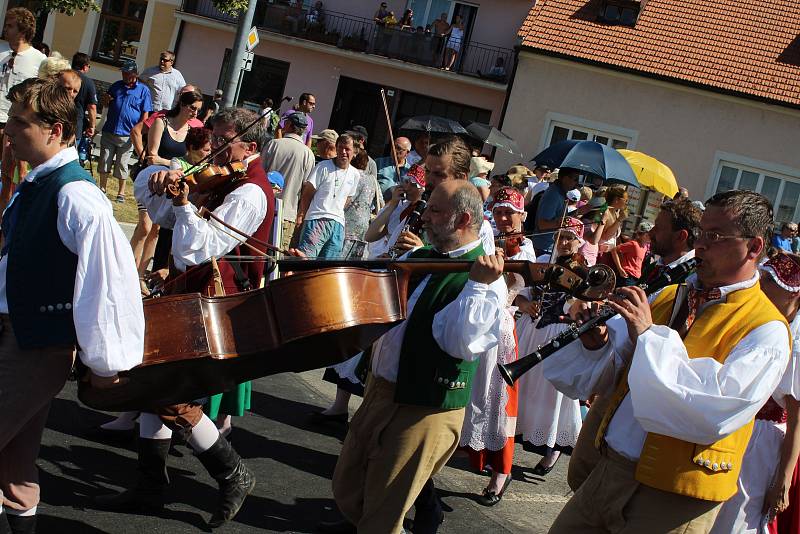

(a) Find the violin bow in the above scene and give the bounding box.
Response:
[195,207,292,256]
[380,88,404,192]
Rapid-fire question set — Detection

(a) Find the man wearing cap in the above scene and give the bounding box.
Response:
[376,136,412,199]
[139,50,186,112]
[277,92,316,146]
[313,129,338,163]
[262,111,315,249]
[346,125,378,184]
[98,60,152,202]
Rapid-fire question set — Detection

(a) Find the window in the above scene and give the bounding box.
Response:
[598,0,641,26]
[93,0,147,66]
[548,123,630,149]
[712,162,800,224]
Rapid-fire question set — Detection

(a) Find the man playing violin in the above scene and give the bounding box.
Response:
[390,135,496,256]
[97,107,274,528]
[0,77,144,533]
[325,180,507,534]
[542,189,791,534]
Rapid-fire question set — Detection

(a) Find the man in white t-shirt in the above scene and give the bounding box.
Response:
[0,8,46,129]
[295,133,359,258]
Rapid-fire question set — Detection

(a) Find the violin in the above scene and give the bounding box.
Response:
[166,161,248,197]
[495,231,525,257]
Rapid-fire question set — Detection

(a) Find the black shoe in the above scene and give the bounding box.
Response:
[532,459,556,476]
[308,411,348,425]
[94,437,170,510]
[477,476,512,507]
[5,514,35,534]
[413,478,444,534]
[196,435,256,528]
[316,519,356,533]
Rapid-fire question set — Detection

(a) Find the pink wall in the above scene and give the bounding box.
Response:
[179,23,506,129]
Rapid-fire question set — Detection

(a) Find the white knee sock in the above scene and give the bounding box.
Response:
[187,414,221,453]
[138,413,173,440]
[5,506,36,516]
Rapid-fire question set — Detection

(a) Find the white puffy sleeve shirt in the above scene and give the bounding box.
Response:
[542,272,791,460]
[0,148,143,376]
[371,239,507,382]
[171,183,267,272]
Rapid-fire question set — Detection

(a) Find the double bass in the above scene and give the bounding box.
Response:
[78,258,616,411]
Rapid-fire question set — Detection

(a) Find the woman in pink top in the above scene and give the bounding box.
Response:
[609,222,651,286]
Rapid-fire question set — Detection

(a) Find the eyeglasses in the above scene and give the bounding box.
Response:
[211,134,234,147]
[695,230,755,244]
[159,57,173,63]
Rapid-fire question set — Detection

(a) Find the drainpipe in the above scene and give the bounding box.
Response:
[222,0,257,108]
[493,43,521,161]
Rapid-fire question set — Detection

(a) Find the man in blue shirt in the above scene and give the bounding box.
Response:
[532,168,580,253]
[98,60,151,202]
[772,222,797,252]
[376,136,412,200]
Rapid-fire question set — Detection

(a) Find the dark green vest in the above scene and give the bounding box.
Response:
[4,160,94,348]
[394,244,485,409]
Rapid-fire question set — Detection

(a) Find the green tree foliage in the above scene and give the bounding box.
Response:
[39,0,100,16]
[212,0,248,16]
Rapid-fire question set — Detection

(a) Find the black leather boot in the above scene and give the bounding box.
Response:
[5,514,35,534]
[412,479,444,534]
[196,435,255,528]
[94,438,170,510]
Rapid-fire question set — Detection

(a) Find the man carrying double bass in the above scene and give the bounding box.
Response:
[97,107,275,528]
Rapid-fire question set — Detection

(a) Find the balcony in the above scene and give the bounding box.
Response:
[179,0,513,83]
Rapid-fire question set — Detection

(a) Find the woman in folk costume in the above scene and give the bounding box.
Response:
[710,252,800,534]
[459,187,536,505]
[515,216,585,475]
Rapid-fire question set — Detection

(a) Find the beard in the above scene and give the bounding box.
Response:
[424,214,459,251]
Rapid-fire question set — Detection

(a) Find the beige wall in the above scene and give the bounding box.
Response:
[146,2,179,68]
[178,22,505,129]
[50,11,88,60]
[499,52,800,200]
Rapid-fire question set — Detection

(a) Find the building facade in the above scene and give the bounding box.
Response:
[500,0,800,226]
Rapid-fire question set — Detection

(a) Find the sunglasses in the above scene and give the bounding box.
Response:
[1,51,16,75]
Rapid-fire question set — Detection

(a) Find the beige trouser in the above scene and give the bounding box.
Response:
[0,315,75,512]
[332,376,464,534]
[567,394,608,492]
[550,445,722,534]
[280,219,298,251]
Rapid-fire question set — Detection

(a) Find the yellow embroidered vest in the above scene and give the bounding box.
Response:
[597,281,788,501]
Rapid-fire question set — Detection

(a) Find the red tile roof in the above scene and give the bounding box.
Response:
[519,0,800,107]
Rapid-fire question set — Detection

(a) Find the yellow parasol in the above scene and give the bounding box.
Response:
[617,149,679,198]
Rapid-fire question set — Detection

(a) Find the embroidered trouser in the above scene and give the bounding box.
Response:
[549,445,722,534]
[0,315,74,512]
[332,376,463,534]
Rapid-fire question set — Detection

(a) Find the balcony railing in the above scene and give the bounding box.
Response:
[180,0,513,82]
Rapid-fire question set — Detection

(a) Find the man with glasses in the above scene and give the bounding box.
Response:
[543,189,791,534]
[139,50,186,112]
[98,107,273,528]
[376,136,412,199]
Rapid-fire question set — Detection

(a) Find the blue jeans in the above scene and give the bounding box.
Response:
[297,218,345,259]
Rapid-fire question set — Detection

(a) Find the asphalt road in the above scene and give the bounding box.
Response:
[35,367,571,534]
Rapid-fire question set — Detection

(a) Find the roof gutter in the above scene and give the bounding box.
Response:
[522,46,800,112]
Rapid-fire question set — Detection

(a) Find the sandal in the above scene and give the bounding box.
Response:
[116,194,125,203]
[139,278,150,297]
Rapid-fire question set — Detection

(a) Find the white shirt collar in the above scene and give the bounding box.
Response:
[438,238,483,258]
[24,147,78,183]
[686,270,759,301]
[663,248,695,269]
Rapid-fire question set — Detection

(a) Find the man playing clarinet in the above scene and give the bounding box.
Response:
[543,189,791,533]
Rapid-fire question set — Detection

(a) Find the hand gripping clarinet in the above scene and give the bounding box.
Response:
[498,258,698,386]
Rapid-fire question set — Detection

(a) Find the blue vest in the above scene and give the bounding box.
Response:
[3,160,94,348]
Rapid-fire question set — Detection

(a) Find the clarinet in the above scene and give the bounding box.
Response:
[498,258,698,386]
[388,190,430,259]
